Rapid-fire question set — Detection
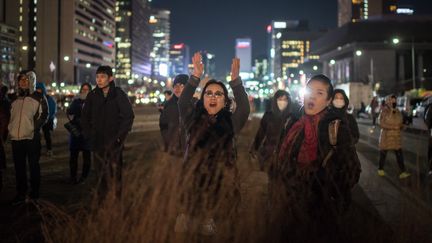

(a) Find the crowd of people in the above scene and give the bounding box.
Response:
[0,51,426,239]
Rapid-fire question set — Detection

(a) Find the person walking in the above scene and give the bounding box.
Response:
[176,53,250,235]
[159,74,188,155]
[377,95,411,179]
[8,71,48,204]
[81,66,134,200]
[35,82,57,156]
[67,83,92,184]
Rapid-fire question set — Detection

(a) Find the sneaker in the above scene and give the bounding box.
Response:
[11,196,26,206]
[200,218,217,236]
[378,170,385,176]
[399,172,411,179]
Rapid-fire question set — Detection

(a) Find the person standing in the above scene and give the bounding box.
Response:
[370,96,379,126]
[35,82,57,156]
[159,74,188,155]
[8,71,48,204]
[67,83,92,184]
[81,66,134,199]
[250,90,296,172]
[377,95,411,179]
[424,98,432,176]
[0,85,11,192]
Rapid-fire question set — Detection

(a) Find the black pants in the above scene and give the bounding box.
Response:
[11,137,41,199]
[42,120,53,151]
[93,146,123,200]
[428,137,432,171]
[70,149,91,180]
[378,149,406,172]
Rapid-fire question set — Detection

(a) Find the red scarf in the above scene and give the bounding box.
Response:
[279,112,324,168]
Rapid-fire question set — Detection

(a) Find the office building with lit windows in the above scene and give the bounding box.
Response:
[268,20,323,85]
[115,0,152,88]
[149,8,170,79]
[338,0,398,27]
[202,51,216,79]
[169,43,190,76]
[0,22,18,86]
[235,38,252,79]
[3,0,116,85]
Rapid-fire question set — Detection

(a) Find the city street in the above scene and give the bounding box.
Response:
[1,106,432,242]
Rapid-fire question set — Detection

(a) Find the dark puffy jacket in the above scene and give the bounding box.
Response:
[252,91,296,170]
[35,82,57,120]
[81,81,134,151]
[159,95,186,155]
[330,89,359,144]
[67,97,90,151]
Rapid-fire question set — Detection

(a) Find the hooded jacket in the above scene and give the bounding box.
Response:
[81,81,134,151]
[8,71,48,140]
[329,89,359,144]
[35,82,57,120]
[252,90,296,160]
[379,95,403,150]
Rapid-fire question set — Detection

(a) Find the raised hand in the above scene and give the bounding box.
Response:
[230,58,240,81]
[192,52,204,78]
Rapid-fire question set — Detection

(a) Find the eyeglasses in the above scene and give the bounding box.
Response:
[204,90,224,98]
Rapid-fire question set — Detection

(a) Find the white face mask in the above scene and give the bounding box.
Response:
[333,99,345,109]
[277,100,288,111]
[79,93,88,100]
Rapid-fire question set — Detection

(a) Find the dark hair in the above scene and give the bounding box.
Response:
[200,80,231,111]
[80,82,92,93]
[274,89,290,100]
[163,90,172,95]
[307,74,333,100]
[16,70,29,81]
[1,86,8,95]
[96,66,113,77]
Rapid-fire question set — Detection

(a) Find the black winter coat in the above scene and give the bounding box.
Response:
[67,97,90,151]
[81,82,134,151]
[159,95,185,155]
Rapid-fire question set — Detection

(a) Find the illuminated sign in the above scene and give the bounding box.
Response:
[103,41,114,48]
[236,41,250,49]
[396,8,414,15]
[267,25,272,33]
[173,43,185,49]
[273,21,287,29]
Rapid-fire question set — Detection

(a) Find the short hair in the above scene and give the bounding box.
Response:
[163,90,172,95]
[307,74,333,100]
[96,66,113,77]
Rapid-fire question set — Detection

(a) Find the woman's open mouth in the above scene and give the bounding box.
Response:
[307,102,315,109]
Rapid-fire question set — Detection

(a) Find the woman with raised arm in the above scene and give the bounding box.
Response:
[176,52,250,235]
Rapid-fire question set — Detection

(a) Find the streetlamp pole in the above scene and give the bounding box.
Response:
[411,40,416,90]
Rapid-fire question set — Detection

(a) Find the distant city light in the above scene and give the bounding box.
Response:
[173,43,184,49]
[236,41,251,49]
[392,38,400,45]
[299,70,304,75]
[52,83,57,87]
[396,8,414,15]
[128,79,134,85]
[60,82,65,87]
[276,32,282,39]
[22,45,28,51]
[313,65,318,71]
[356,50,362,56]
[266,25,272,33]
[330,59,336,65]
[273,21,287,29]
[86,63,91,68]
[63,56,70,61]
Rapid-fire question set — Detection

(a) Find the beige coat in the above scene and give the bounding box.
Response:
[379,107,403,150]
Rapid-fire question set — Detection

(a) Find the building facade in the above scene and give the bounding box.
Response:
[3,0,116,85]
[169,43,189,76]
[149,9,170,79]
[115,0,152,88]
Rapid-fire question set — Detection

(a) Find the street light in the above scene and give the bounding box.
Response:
[392,37,415,90]
[355,50,362,56]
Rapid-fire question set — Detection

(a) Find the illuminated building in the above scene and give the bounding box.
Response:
[0,22,18,86]
[149,8,170,78]
[338,0,398,27]
[115,0,152,88]
[268,20,323,84]
[235,38,252,79]
[3,0,116,85]
[169,43,190,76]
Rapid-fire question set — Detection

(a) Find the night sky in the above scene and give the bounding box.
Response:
[152,0,432,78]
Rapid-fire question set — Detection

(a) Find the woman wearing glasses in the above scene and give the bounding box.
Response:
[176,52,250,235]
